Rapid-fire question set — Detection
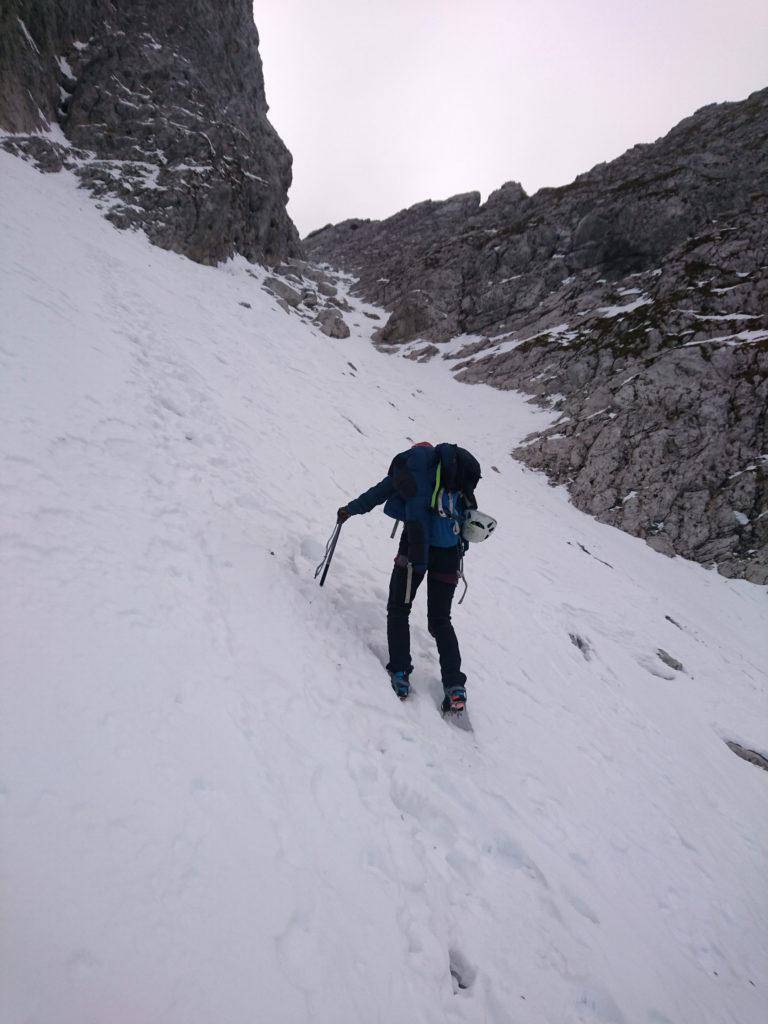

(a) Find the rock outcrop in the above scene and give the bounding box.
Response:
[0,0,299,264]
[258,260,354,339]
[305,89,768,583]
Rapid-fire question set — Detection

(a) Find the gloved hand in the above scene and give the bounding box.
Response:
[337,506,351,524]
[461,538,470,554]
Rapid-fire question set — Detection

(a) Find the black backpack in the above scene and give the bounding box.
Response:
[433,443,481,510]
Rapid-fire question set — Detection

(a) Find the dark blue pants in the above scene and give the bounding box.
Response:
[386,535,466,691]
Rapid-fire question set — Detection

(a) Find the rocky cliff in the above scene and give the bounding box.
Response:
[0,0,299,264]
[305,90,768,583]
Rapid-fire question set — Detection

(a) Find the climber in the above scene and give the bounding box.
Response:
[337,441,494,713]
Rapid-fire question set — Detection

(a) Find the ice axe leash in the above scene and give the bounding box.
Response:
[314,520,342,587]
[457,552,468,604]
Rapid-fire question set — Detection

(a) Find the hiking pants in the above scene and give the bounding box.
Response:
[386,535,466,692]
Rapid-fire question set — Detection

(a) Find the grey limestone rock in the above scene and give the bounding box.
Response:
[315,308,350,339]
[263,276,302,308]
[1,0,299,265]
[656,650,684,673]
[404,344,439,363]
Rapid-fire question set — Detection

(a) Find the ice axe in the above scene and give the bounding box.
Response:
[314,520,342,587]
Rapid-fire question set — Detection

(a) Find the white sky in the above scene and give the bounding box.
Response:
[254,1,768,237]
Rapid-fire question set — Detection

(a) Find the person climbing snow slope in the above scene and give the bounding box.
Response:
[338,441,488,714]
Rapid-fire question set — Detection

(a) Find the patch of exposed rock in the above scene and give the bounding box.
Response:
[1,0,299,264]
[304,89,768,583]
[315,308,351,339]
[456,254,768,584]
[259,259,353,339]
[726,741,768,772]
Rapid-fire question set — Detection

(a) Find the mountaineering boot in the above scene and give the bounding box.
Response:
[441,686,466,714]
[390,670,410,701]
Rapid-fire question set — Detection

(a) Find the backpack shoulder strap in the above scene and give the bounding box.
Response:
[429,461,442,509]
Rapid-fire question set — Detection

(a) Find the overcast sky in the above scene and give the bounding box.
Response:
[255,1,768,238]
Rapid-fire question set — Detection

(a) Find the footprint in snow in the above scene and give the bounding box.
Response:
[636,653,676,681]
[569,633,593,661]
[448,947,476,993]
[561,885,600,924]
[234,493,261,509]
[300,535,325,561]
[572,984,627,1024]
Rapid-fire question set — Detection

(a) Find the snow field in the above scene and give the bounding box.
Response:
[1,152,767,1024]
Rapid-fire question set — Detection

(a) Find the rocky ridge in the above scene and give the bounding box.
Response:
[0,0,298,264]
[305,90,768,583]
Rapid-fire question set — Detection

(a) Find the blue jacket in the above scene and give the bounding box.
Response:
[346,444,461,571]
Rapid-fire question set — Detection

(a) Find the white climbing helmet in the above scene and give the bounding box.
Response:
[461,509,497,543]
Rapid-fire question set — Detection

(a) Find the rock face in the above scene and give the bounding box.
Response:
[1,0,299,264]
[305,90,768,583]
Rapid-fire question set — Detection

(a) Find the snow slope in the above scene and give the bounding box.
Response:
[1,151,766,1024]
